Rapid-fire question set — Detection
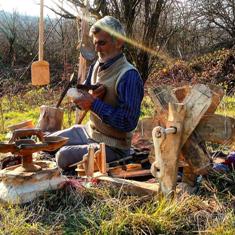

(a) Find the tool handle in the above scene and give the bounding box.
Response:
[76,84,100,91]
[39,0,44,61]
[56,73,76,108]
[76,110,88,124]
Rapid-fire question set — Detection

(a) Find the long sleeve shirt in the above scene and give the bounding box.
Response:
[85,54,144,132]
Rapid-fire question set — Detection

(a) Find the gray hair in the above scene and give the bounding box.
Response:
[89,16,126,39]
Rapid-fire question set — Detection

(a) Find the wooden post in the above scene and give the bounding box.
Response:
[86,145,95,177]
[100,143,107,174]
[151,102,186,196]
[94,143,107,175]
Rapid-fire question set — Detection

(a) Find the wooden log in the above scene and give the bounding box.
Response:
[151,102,186,196]
[196,114,235,145]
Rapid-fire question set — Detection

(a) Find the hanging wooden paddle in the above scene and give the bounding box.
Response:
[31,0,50,85]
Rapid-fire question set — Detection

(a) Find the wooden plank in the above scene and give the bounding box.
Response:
[204,85,224,118]
[109,169,151,178]
[96,175,159,196]
[181,84,212,145]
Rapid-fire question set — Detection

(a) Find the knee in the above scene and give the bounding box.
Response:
[56,148,69,170]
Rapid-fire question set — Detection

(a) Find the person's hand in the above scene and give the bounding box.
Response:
[73,90,95,111]
[92,84,106,99]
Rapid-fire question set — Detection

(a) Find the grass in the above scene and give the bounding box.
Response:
[216,96,235,118]
[0,88,234,234]
[0,88,77,141]
[0,178,234,234]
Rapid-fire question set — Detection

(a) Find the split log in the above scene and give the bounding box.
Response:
[181,84,212,145]
[149,84,212,176]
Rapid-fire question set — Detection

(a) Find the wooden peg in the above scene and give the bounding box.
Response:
[94,143,107,175]
[86,145,95,177]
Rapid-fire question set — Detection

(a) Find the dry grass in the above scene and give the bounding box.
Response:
[0,173,233,235]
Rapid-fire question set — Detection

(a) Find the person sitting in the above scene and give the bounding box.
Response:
[50,16,144,170]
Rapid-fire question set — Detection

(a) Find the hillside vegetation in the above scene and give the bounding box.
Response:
[147,49,235,95]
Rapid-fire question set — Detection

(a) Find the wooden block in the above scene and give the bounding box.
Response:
[38,105,64,132]
[181,84,212,145]
[173,85,192,102]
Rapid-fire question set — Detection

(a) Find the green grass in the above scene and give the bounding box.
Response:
[0,89,234,234]
[0,88,77,141]
[216,96,235,118]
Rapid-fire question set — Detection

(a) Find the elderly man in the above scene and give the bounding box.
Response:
[53,16,144,169]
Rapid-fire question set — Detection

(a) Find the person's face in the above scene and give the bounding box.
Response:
[93,30,123,63]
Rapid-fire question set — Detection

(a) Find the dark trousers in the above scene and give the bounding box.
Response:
[49,124,129,169]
